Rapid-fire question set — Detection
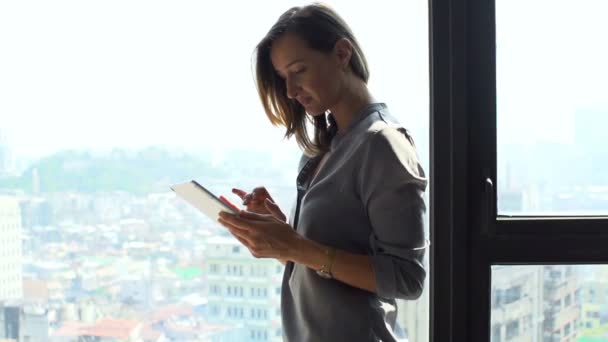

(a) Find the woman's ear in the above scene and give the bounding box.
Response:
[334,38,353,69]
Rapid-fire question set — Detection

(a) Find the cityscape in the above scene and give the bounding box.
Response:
[0,131,426,342]
[1,110,608,341]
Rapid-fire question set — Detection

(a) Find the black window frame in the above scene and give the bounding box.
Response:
[429,0,608,341]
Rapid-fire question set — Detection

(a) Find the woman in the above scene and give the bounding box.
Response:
[218,3,428,341]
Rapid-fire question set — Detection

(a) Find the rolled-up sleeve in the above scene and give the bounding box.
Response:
[358,126,428,300]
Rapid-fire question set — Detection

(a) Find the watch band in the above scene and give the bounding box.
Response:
[316,247,336,279]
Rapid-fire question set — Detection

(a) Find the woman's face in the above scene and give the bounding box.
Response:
[270,33,348,116]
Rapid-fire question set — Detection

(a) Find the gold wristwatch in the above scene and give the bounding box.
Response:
[316,247,336,279]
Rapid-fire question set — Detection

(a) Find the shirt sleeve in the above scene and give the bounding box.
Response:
[358,126,428,300]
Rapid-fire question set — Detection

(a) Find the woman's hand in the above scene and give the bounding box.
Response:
[218,210,300,261]
[232,187,287,222]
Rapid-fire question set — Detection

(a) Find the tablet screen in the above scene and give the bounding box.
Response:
[171,180,238,222]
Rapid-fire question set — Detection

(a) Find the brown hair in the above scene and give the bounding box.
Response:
[253,3,369,156]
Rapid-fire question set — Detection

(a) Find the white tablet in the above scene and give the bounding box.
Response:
[170,180,238,221]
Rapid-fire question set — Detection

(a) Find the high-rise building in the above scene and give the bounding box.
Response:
[542,265,581,342]
[491,265,581,342]
[492,265,545,342]
[204,235,283,342]
[578,266,608,336]
[0,197,23,302]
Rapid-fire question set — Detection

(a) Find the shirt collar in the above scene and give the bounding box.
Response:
[329,102,387,151]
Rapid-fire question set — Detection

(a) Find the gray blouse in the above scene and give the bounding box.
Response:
[281,103,428,342]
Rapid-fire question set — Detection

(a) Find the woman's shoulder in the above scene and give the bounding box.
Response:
[360,109,416,152]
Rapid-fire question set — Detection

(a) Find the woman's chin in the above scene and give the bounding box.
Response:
[305,107,327,117]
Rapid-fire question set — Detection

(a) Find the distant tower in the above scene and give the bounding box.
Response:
[0,197,23,302]
[32,168,40,194]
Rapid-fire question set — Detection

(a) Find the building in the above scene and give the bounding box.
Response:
[491,265,544,342]
[491,265,582,342]
[578,266,608,332]
[0,303,50,341]
[204,235,283,342]
[0,197,23,302]
[543,265,581,341]
[19,197,53,228]
[0,304,20,340]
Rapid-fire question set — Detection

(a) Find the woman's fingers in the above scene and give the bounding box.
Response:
[219,218,255,244]
[234,187,275,214]
[219,218,273,258]
[252,187,275,203]
[238,210,273,221]
[219,212,264,231]
[264,199,286,221]
[232,188,248,200]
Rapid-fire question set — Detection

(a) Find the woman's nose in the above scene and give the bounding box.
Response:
[286,77,298,99]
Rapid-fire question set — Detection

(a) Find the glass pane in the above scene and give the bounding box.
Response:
[491,265,608,341]
[497,0,608,215]
[0,1,429,341]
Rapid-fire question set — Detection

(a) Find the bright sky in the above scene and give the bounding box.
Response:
[496,0,608,145]
[1,1,606,160]
[0,0,429,159]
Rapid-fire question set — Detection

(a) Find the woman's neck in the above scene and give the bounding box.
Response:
[329,80,375,134]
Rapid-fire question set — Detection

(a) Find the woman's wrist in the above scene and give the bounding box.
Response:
[289,235,328,271]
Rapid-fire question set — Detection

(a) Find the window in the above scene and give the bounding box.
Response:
[1,1,430,341]
[504,285,522,305]
[445,0,608,340]
[505,320,519,339]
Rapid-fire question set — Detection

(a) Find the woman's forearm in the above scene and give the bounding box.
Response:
[290,236,377,294]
